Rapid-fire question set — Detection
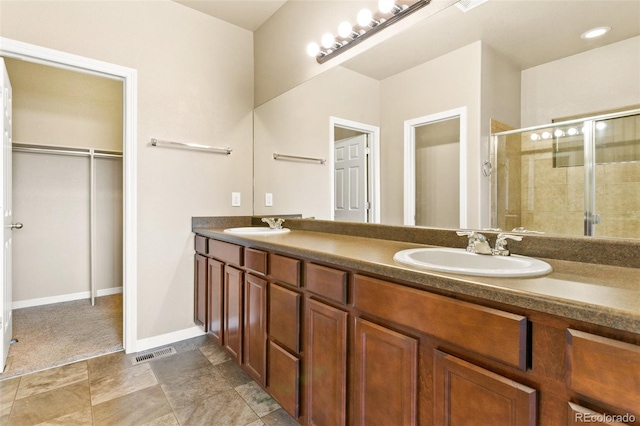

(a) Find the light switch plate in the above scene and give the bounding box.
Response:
[231,192,241,207]
[265,193,273,207]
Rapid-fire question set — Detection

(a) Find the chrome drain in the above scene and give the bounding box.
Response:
[131,346,177,365]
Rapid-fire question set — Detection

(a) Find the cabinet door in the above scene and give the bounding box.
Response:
[269,283,301,353]
[306,298,348,426]
[354,318,418,426]
[434,350,536,426]
[194,254,207,331]
[224,265,243,362]
[269,341,300,419]
[244,273,268,386]
[207,258,224,345]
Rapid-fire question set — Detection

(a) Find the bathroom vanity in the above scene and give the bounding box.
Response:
[192,217,640,426]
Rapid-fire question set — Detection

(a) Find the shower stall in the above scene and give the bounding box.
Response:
[491,108,640,238]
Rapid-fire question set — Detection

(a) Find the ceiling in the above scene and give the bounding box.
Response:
[173,0,287,31]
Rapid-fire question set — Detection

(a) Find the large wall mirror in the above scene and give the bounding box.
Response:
[253,0,640,239]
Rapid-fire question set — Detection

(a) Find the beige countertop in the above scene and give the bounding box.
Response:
[193,225,640,334]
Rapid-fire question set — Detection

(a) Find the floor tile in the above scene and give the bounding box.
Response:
[37,407,93,425]
[8,380,91,425]
[261,408,300,426]
[236,381,281,418]
[161,364,232,413]
[15,361,88,400]
[89,362,158,405]
[174,388,260,426]
[141,412,181,425]
[199,342,231,365]
[92,384,173,426]
[87,350,130,377]
[0,377,19,426]
[216,360,253,388]
[149,348,212,384]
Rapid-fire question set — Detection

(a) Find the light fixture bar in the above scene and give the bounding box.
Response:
[315,0,431,64]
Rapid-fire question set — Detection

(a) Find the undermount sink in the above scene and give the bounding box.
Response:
[393,247,552,278]
[223,227,290,236]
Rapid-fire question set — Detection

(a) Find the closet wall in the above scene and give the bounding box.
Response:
[5,58,123,307]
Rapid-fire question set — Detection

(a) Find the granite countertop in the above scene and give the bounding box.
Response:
[193,223,640,335]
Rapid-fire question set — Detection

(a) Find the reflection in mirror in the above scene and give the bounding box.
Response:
[253,0,640,239]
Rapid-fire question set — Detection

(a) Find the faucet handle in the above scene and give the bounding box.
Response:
[261,217,285,229]
[493,233,523,256]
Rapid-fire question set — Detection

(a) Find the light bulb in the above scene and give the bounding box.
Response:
[338,21,353,39]
[567,127,579,136]
[596,122,607,130]
[378,0,396,13]
[357,8,373,27]
[321,33,336,49]
[554,129,565,137]
[306,42,320,57]
[530,133,540,141]
[541,131,552,139]
[581,26,611,39]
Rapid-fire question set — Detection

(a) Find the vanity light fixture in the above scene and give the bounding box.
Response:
[307,0,430,64]
[581,26,611,39]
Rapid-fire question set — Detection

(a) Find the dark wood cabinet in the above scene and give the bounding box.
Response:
[194,253,207,331]
[269,340,300,418]
[243,273,268,386]
[207,258,224,345]
[305,298,348,426]
[434,350,537,426]
[353,318,418,426]
[224,265,243,362]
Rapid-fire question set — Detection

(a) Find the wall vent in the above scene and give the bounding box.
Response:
[131,346,177,365]
[455,0,490,13]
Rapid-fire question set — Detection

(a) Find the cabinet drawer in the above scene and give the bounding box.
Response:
[245,248,267,275]
[269,283,301,353]
[306,263,348,305]
[208,239,243,266]
[268,341,300,419]
[353,274,529,370]
[270,253,301,287]
[195,235,207,254]
[566,329,640,416]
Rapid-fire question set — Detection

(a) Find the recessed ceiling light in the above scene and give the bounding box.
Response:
[581,26,611,39]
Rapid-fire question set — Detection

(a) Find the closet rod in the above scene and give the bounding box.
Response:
[12,143,122,158]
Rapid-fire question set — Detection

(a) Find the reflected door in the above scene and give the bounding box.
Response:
[334,134,368,223]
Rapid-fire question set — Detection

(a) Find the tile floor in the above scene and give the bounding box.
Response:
[0,335,299,425]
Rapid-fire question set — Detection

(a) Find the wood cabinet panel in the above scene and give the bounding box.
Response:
[224,266,243,362]
[269,283,301,353]
[243,274,268,386]
[207,258,224,345]
[245,247,267,275]
[566,329,640,416]
[306,298,348,426]
[269,341,300,419]
[194,254,207,331]
[195,235,207,254]
[270,253,301,287]
[434,350,537,426]
[209,239,243,266]
[354,318,418,426]
[353,274,529,370]
[306,263,348,305]
[568,402,632,426]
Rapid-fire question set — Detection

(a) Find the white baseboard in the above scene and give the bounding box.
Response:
[12,286,124,310]
[131,326,206,354]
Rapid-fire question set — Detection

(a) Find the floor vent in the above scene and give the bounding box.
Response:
[131,346,177,365]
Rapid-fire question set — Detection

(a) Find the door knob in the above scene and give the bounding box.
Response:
[10,223,23,230]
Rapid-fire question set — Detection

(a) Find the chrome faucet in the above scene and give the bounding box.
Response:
[261,217,285,229]
[492,233,523,256]
[456,231,493,255]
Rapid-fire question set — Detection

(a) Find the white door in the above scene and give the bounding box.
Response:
[0,58,13,372]
[334,134,368,222]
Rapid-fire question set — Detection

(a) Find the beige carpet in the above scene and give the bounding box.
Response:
[0,294,123,380]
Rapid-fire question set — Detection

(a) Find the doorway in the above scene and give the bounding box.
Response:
[404,107,468,227]
[0,37,138,373]
[330,117,380,223]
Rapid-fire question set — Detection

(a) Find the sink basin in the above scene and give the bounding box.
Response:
[223,227,290,236]
[393,247,552,278]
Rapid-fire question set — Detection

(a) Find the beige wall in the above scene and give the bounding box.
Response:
[0,0,254,340]
[253,66,380,219]
[521,36,640,127]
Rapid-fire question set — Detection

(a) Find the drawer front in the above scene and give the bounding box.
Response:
[306,263,348,305]
[269,283,301,353]
[208,239,243,266]
[270,253,301,287]
[566,329,640,416]
[269,341,300,419]
[195,235,207,254]
[353,274,529,370]
[245,248,267,275]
